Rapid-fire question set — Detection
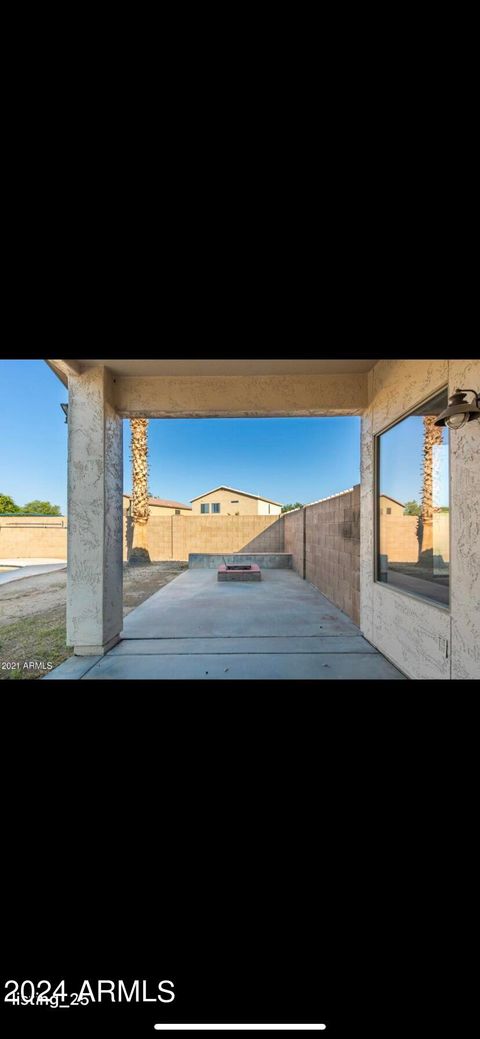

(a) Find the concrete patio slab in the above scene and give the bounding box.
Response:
[42,654,102,679]
[44,568,406,680]
[121,569,359,639]
[109,636,378,655]
[82,651,404,680]
[0,562,67,586]
[0,558,67,565]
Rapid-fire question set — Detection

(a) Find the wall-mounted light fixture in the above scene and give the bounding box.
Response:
[60,403,68,423]
[434,388,480,429]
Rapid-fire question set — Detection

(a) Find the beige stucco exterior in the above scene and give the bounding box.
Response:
[379,495,405,516]
[361,358,479,680]
[45,358,480,678]
[46,360,370,417]
[190,487,282,516]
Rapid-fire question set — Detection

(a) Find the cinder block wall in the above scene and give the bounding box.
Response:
[379,513,449,564]
[124,515,173,560]
[0,516,68,558]
[241,517,285,552]
[2,514,281,563]
[124,514,282,561]
[283,487,361,625]
[3,508,360,627]
[283,508,304,576]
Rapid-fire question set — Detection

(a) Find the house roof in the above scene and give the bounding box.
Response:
[123,494,191,510]
[379,494,405,508]
[190,486,283,506]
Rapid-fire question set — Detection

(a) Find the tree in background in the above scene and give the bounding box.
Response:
[22,501,61,515]
[403,500,421,516]
[129,418,151,564]
[0,493,20,513]
[0,495,61,515]
[281,502,304,513]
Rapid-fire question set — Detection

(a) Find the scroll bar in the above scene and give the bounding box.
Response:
[154,1027,326,1032]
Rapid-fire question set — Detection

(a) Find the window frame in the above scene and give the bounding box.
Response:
[211,503,221,514]
[200,503,210,514]
[374,385,451,613]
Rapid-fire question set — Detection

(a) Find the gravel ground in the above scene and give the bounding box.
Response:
[0,562,187,679]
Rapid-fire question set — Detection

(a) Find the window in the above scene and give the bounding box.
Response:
[376,387,449,607]
[211,503,220,513]
[175,509,180,515]
[201,503,210,514]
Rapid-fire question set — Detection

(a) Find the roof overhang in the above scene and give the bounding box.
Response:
[45,359,83,385]
[46,359,378,384]
[45,359,375,416]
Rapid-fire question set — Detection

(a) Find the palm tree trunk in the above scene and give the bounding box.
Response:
[418,416,443,561]
[129,418,151,565]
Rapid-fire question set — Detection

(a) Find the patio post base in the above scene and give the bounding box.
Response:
[74,634,121,656]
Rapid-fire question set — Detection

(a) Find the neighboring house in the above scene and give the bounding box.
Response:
[379,494,405,516]
[190,486,282,516]
[123,494,191,516]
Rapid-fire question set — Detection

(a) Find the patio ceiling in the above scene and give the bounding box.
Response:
[46,358,378,385]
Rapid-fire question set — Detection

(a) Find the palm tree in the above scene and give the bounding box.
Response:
[129,418,151,564]
[417,416,443,562]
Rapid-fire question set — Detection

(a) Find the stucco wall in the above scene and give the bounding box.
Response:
[257,499,282,515]
[360,359,480,680]
[113,372,368,417]
[449,359,480,679]
[67,366,123,651]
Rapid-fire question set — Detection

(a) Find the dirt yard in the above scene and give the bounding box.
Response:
[0,562,187,680]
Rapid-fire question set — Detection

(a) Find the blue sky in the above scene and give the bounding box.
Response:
[379,416,449,508]
[0,360,365,513]
[1,360,451,513]
[123,415,361,506]
[1,360,69,512]
[0,360,451,513]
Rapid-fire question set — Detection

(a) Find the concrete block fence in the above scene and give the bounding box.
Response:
[1,496,361,627]
[283,486,361,626]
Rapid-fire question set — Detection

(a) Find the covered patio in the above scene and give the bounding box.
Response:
[44,566,405,680]
[43,357,479,680]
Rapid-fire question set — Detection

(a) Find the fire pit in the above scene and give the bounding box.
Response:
[217,563,261,582]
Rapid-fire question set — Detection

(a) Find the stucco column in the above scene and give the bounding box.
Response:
[67,366,123,655]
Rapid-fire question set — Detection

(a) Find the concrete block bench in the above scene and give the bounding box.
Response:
[188,553,292,569]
